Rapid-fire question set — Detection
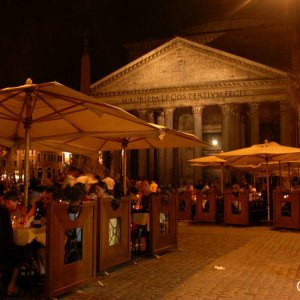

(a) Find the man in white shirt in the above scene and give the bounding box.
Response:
[103,170,115,195]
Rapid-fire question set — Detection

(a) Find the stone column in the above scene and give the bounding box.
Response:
[298,105,300,147]
[233,104,241,150]
[148,110,155,180]
[280,102,292,146]
[240,115,246,148]
[157,111,165,183]
[192,105,204,184]
[138,109,148,178]
[164,108,175,185]
[249,103,260,146]
[221,104,235,151]
[291,109,298,146]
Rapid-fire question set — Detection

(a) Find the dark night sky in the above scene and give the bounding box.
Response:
[1,0,300,90]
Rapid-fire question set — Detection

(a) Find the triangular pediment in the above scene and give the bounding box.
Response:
[91,36,288,94]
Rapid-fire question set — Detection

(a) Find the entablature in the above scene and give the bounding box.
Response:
[93,78,289,110]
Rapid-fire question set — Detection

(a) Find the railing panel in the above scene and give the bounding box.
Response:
[45,201,96,299]
[176,191,192,220]
[273,191,300,229]
[249,194,267,224]
[224,191,249,225]
[150,193,177,255]
[97,196,131,271]
[195,190,218,223]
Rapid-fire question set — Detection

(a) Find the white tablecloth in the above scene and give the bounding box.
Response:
[13,225,46,246]
[132,213,150,231]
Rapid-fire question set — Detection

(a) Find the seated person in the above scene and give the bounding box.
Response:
[97,181,111,198]
[201,181,210,194]
[240,176,249,191]
[27,187,54,277]
[149,180,159,193]
[27,186,54,222]
[3,190,26,220]
[0,204,25,296]
[87,180,111,200]
[0,181,5,204]
[134,179,151,211]
[129,186,139,207]
[231,184,241,213]
[248,185,258,201]
[113,174,124,198]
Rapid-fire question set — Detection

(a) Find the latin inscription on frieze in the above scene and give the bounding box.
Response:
[121,90,249,105]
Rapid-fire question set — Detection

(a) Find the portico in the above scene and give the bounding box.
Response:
[90,37,299,186]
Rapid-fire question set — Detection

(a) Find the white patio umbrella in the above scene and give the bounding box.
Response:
[188,155,229,193]
[0,79,162,207]
[217,140,300,222]
[29,123,209,192]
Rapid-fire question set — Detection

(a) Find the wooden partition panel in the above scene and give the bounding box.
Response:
[195,190,217,223]
[224,191,249,225]
[150,193,177,255]
[176,191,192,220]
[45,201,96,299]
[273,191,300,229]
[97,196,131,271]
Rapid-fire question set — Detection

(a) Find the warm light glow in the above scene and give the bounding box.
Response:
[1,172,7,180]
[212,139,218,146]
[98,151,103,165]
[63,152,71,164]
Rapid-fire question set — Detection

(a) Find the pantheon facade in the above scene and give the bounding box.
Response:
[89,20,300,187]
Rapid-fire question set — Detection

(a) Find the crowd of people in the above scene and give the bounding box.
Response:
[0,165,165,296]
[1,165,282,296]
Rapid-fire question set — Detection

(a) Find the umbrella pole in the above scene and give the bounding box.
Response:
[24,91,32,210]
[288,163,291,191]
[122,141,128,195]
[24,123,30,209]
[266,158,271,223]
[278,161,281,189]
[221,163,224,194]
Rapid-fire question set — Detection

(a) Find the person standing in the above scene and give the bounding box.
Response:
[103,170,115,196]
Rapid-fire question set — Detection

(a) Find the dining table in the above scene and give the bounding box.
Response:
[13,224,46,247]
[132,211,150,231]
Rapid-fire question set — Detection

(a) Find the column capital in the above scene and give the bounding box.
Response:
[157,111,165,125]
[147,110,155,123]
[280,101,291,112]
[164,107,175,117]
[249,103,260,114]
[220,104,236,116]
[192,105,205,115]
[234,104,240,118]
[138,109,148,119]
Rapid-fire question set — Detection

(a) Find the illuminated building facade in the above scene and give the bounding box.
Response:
[90,20,300,186]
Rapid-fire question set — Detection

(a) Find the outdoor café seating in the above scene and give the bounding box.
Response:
[0,204,42,297]
[195,189,224,223]
[45,200,97,299]
[223,189,267,226]
[176,190,193,220]
[224,190,250,225]
[130,192,178,257]
[149,193,177,256]
[97,196,131,271]
[273,190,300,229]
[131,207,150,254]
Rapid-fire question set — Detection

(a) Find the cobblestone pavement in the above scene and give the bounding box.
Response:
[10,222,300,299]
[55,222,300,300]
